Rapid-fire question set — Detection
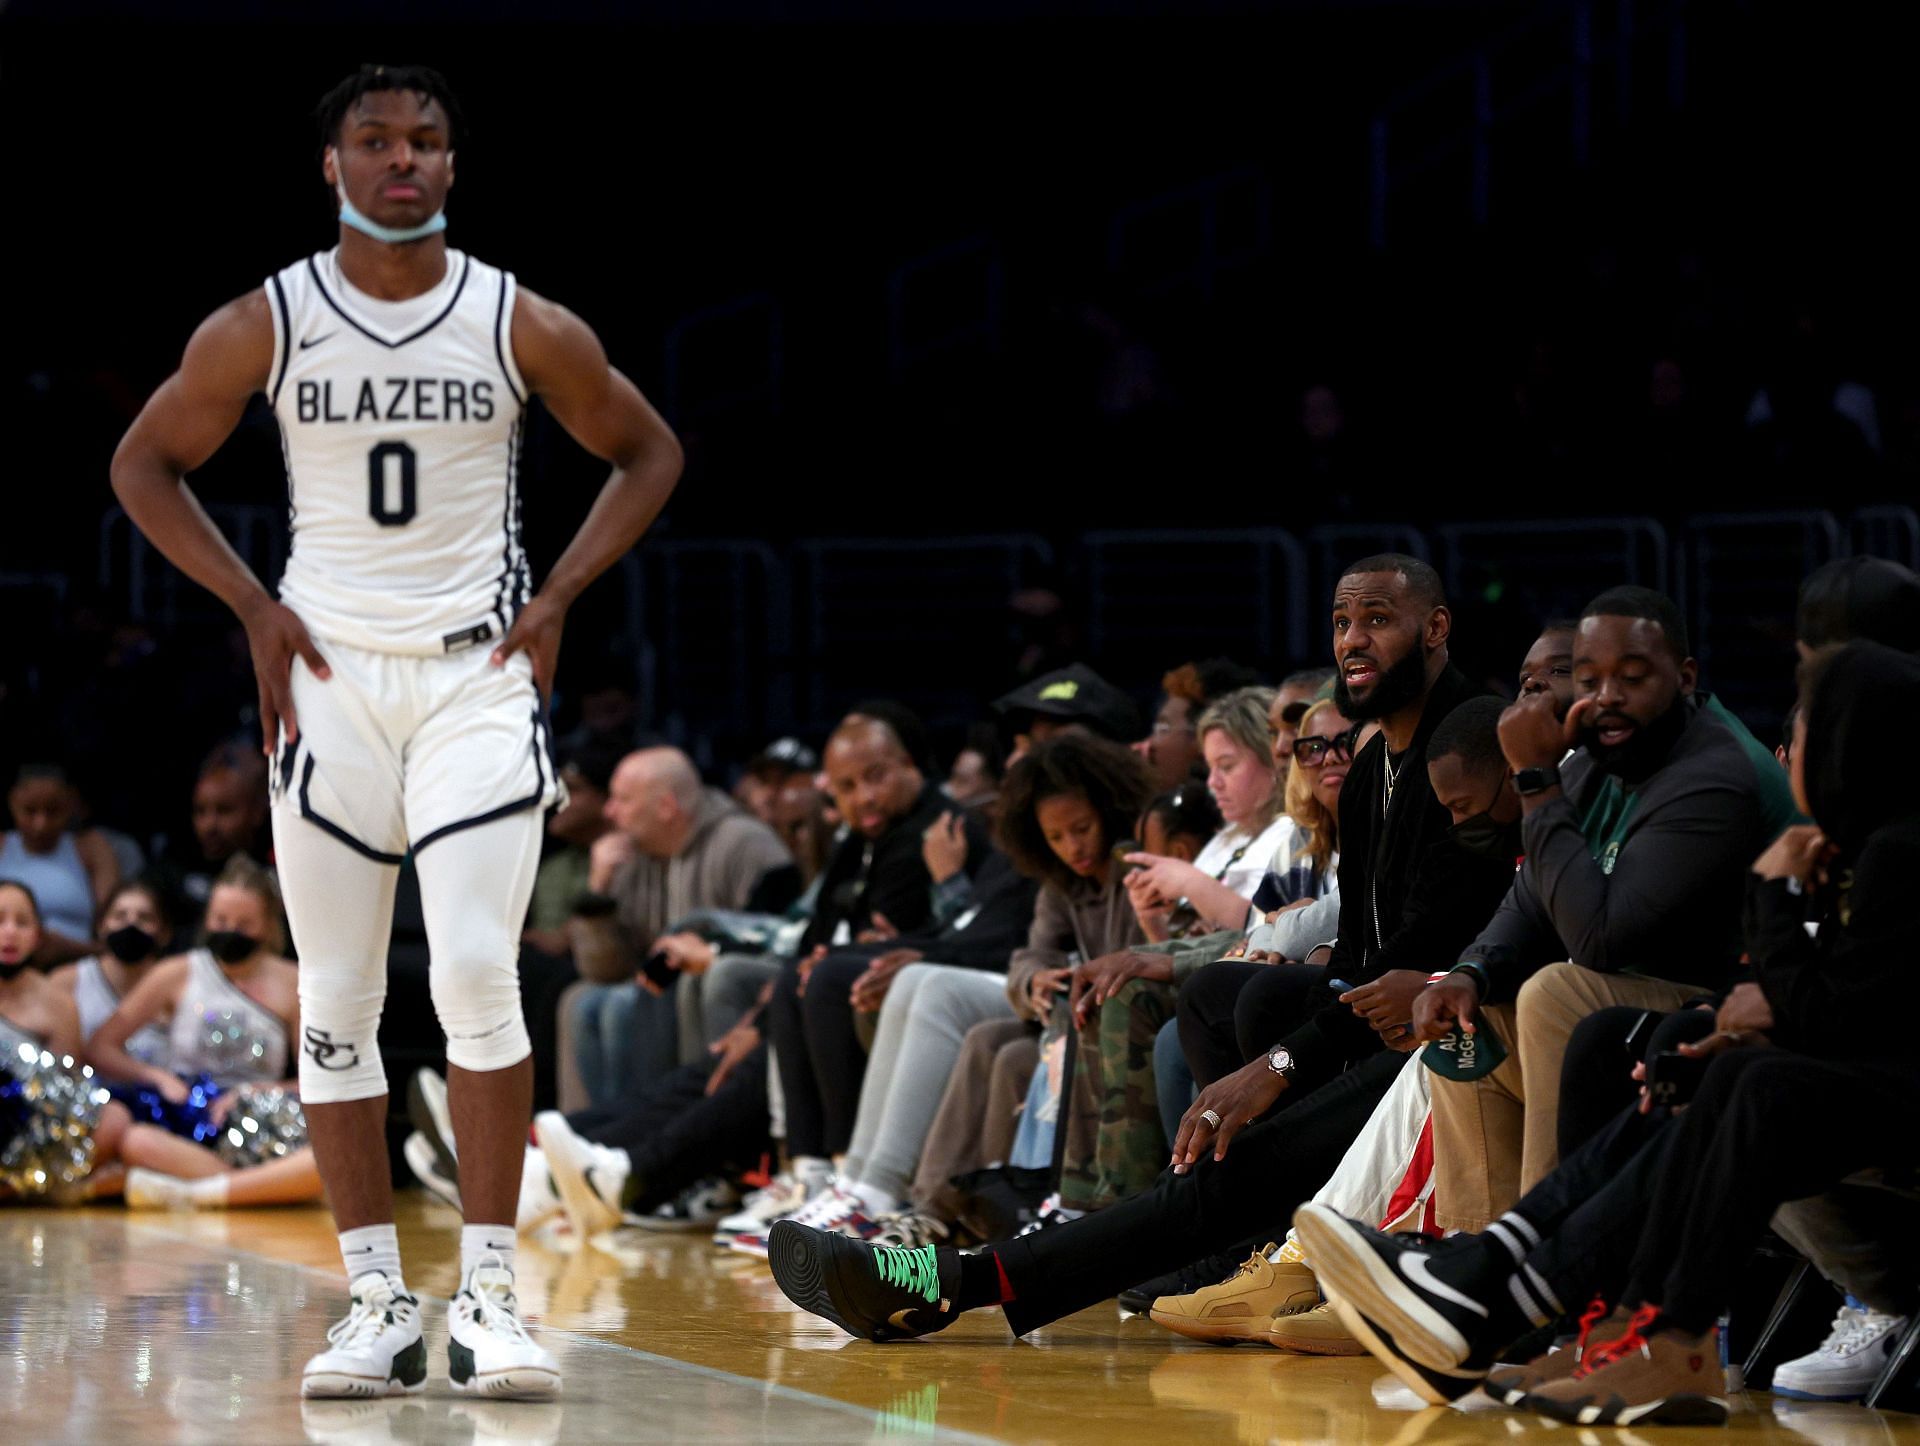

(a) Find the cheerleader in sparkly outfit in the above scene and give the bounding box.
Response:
[49,879,176,1067]
[0,880,127,1200]
[87,857,324,1209]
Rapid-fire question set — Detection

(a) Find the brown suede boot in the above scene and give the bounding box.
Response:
[1486,1299,1635,1406]
[1523,1305,1730,1427]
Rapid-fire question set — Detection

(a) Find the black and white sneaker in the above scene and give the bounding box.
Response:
[447,1256,561,1399]
[533,1110,630,1237]
[407,1069,458,1177]
[302,1271,428,1399]
[633,1176,741,1232]
[767,1221,963,1342]
[403,1131,461,1212]
[1293,1203,1520,1372]
[1329,1298,1488,1406]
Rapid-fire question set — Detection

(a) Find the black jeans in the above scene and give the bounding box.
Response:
[767,951,871,1158]
[569,1048,772,1213]
[1555,1005,1713,1158]
[1176,960,1324,1087]
[993,1048,1403,1335]
[1523,1047,1920,1335]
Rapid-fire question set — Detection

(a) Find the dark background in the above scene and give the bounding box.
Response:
[2,2,1915,851]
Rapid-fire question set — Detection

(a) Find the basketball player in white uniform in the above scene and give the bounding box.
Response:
[109,66,682,1400]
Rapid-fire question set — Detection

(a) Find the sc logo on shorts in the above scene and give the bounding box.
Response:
[304,1026,363,1072]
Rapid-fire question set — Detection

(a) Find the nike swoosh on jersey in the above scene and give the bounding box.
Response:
[1398,1253,1490,1318]
[298,331,337,350]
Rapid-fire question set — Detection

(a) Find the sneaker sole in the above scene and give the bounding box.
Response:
[1770,1384,1872,1402]
[407,1071,458,1178]
[1293,1204,1473,1372]
[301,1371,427,1400]
[1147,1308,1270,1345]
[1526,1387,1729,1427]
[449,1366,563,1401]
[1265,1324,1371,1356]
[1331,1299,1483,1407]
[533,1116,623,1238]
[766,1220,873,1340]
[631,1213,729,1233]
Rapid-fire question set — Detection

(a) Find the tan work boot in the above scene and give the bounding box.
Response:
[1149,1247,1320,1345]
[1523,1306,1729,1427]
[1267,1298,1368,1356]
[1486,1299,1635,1404]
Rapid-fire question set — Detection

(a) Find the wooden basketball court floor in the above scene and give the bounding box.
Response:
[5,1193,1917,1445]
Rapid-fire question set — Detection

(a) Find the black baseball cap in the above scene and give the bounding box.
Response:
[993,664,1142,742]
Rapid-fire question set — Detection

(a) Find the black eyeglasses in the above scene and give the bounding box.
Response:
[1293,728,1358,768]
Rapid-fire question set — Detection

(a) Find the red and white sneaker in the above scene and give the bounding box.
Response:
[712,1171,821,1247]
[730,1185,881,1259]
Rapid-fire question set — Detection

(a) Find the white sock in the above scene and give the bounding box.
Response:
[462,1223,517,1279]
[187,1174,231,1208]
[791,1155,833,1187]
[846,1181,899,1216]
[339,1223,403,1286]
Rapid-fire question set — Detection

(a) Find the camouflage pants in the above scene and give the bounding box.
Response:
[1059,977,1176,1212]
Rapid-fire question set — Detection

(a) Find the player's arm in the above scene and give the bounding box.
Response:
[110,292,331,754]
[491,288,683,698]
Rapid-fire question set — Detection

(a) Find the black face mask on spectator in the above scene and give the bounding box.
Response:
[1579,694,1688,783]
[1450,810,1521,859]
[205,930,258,965]
[105,926,160,964]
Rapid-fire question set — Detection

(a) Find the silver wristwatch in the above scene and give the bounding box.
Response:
[1265,1046,1297,1080]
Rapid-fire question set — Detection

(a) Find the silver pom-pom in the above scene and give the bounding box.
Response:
[0,1041,109,1199]
[213,1086,308,1167]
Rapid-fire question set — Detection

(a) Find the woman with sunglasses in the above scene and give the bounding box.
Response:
[1175,700,1364,1088]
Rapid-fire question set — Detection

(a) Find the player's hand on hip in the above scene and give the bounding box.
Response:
[491,593,566,702]
[238,596,329,755]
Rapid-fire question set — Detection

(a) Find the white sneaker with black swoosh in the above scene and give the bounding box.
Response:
[1293,1203,1522,1373]
[533,1111,628,1237]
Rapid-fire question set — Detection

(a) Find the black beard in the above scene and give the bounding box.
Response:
[1334,647,1430,721]
[1581,696,1690,781]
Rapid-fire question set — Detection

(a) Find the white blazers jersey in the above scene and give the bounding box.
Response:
[266,248,529,656]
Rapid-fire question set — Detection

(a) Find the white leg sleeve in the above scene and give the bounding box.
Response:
[275,806,401,1104]
[412,810,542,1074]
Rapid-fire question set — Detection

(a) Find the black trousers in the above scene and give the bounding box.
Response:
[1521,1047,1920,1335]
[1176,960,1324,1087]
[994,1048,1403,1335]
[569,1048,772,1213]
[1555,1005,1713,1158]
[767,951,871,1158]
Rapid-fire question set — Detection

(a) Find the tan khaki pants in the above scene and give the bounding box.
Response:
[1431,962,1702,1231]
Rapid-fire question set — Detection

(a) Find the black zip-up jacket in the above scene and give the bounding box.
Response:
[1276,663,1517,1094]
[801,782,989,952]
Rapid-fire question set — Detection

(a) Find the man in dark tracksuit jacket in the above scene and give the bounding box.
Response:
[770,712,993,1162]
[1413,589,1799,1229]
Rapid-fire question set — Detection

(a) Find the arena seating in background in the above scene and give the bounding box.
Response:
[97,503,1920,753]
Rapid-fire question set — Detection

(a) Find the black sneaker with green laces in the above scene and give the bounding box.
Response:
[768,1221,961,1341]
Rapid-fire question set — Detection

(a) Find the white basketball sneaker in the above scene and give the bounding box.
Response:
[301,1271,428,1399]
[533,1110,628,1237]
[447,1255,562,1400]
